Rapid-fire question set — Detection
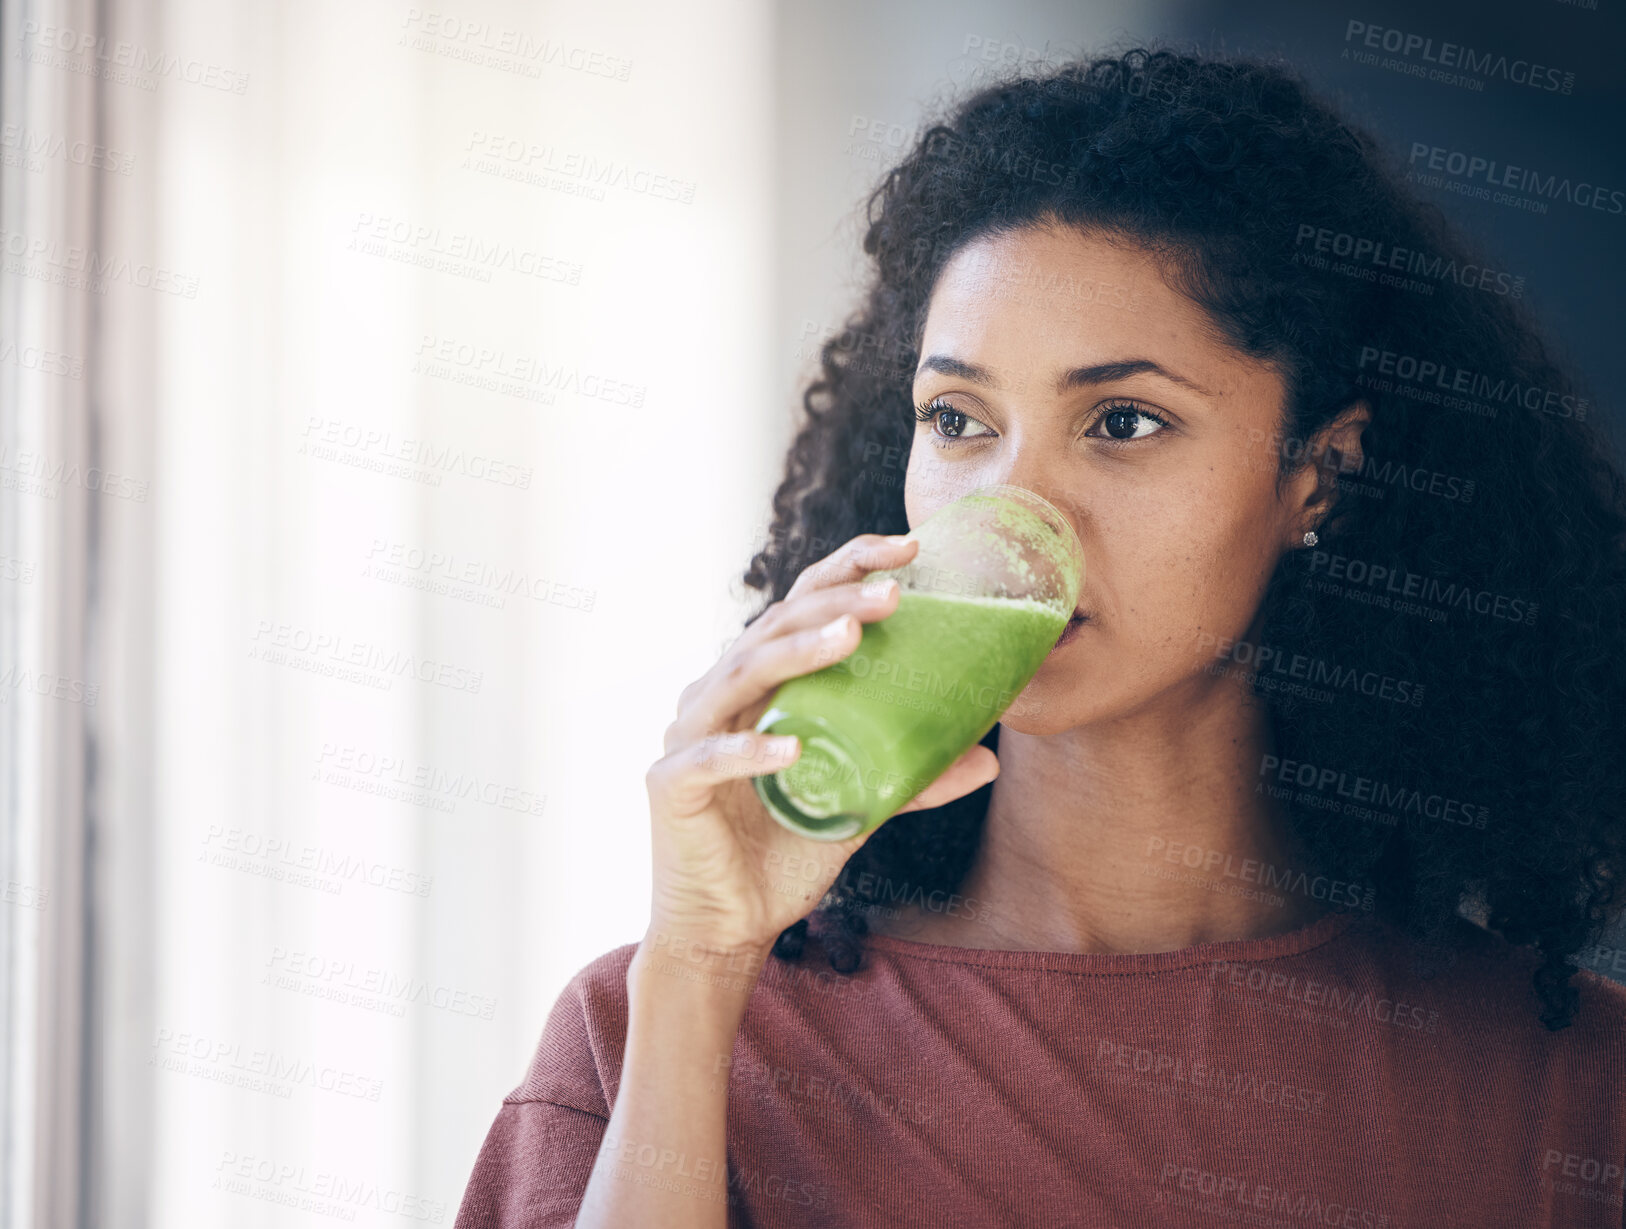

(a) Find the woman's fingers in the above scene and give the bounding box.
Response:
[784,533,917,600]
[895,744,1001,814]
[667,575,906,750]
[725,534,916,660]
[667,609,865,753]
[651,728,998,831]
[663,535,919,754]
[744,572,906,645]
[647,729,803,815]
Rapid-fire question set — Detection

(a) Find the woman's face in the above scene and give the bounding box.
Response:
[905,222,1317,733]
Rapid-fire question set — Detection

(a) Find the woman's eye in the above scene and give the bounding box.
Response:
[1086,402,1170,442]
[914,399,992,441]
[914,398,1169,444]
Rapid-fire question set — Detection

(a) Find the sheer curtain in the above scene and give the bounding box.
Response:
[2,0,776,1223]
[1,0,137,1223]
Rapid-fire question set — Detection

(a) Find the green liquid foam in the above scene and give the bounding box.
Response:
[949,490,1082,604]
[756,589,1068,836]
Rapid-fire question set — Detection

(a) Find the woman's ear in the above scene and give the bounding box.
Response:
[1294,400,1372,541]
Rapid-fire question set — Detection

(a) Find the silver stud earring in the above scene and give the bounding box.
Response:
[1302,530,1319,547]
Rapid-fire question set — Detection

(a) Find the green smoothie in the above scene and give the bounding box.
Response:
[753,589,1068,839]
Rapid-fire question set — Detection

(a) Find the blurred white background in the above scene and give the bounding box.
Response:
[0,0,1163,1223]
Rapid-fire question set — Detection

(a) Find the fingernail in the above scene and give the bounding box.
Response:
[821,614,851,640]
[861,578,896,599]
[884,534,912,544]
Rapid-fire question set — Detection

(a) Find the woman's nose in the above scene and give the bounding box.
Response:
[993,462,1087,530]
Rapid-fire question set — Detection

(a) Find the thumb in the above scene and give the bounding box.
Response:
[895,745,999,814]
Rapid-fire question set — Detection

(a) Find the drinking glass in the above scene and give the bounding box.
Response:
[752,483,1084,840]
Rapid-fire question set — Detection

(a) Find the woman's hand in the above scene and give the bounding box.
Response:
[642,533,1001,956]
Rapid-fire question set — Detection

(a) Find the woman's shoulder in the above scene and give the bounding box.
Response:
[556,939,643,1018]
[1347,911,1626,1053]
[505,941,642,1116]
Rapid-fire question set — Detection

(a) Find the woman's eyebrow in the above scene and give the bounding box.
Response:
[914,354,999,386]
[1058,358,1213,398]
[914,354,1212,397]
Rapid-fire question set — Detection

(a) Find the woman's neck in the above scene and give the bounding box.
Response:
[867,683,1331,953]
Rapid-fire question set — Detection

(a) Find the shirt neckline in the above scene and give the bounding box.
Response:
[857,906,1361,977]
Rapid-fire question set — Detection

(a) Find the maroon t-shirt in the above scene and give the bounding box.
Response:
[454,910,1626,1227]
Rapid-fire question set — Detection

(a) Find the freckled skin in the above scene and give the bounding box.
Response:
[878,221,1370,955]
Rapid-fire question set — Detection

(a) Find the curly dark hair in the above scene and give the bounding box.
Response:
[740,44,1626,1031]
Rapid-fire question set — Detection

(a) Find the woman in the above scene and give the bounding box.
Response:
[457,47,1626,1228]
